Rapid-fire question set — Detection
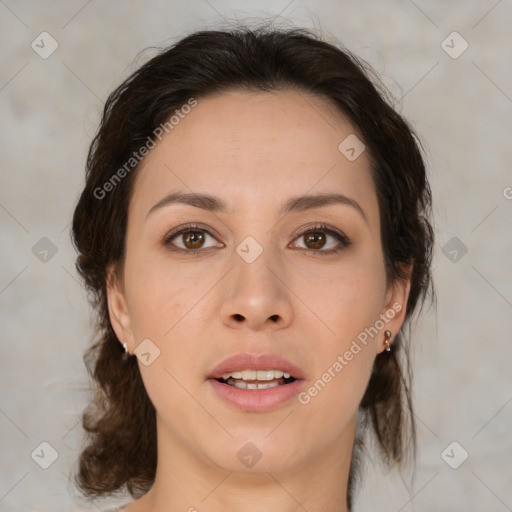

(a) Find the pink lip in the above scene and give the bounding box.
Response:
[209,378,305,412]
[207,352,306,412]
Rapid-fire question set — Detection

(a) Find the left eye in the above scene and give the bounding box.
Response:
[291,225,351,254]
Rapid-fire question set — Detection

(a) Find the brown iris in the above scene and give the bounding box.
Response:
[182,230,205,250]
[303,231,326,250]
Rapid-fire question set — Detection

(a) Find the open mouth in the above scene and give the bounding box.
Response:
[208,363,304,411]
[207,354,306,410]
[215,369,298,390]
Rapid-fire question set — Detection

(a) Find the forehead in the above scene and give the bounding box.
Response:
[130,89,378,223]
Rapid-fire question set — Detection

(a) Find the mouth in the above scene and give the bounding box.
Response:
[215,369,298,390]
[207,353,305,411]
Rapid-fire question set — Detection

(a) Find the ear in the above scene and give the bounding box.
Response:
[377,263,413,354]
[106,264,135,353]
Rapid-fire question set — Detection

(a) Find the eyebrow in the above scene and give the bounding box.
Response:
[146,191,368,224]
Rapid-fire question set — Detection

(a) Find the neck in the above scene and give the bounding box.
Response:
[137,414,357,512]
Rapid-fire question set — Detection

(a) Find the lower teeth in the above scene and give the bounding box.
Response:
[225,378,281,390]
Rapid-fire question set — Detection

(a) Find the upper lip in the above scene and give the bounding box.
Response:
[208,352,306,380]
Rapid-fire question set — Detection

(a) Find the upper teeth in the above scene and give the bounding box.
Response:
[221,369,291,381]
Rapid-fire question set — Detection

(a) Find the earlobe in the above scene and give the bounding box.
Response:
[106,264,134,351]
[379,265,413,353]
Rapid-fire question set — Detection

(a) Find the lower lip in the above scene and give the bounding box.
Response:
[208,378,304,412]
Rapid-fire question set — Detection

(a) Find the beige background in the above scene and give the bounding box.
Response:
[1,1,511,511]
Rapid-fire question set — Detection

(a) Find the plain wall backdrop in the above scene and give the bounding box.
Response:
[1,0,511,511]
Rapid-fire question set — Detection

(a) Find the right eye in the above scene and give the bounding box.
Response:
[163,224,223,254]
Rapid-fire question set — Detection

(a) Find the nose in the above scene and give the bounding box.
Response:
[220,247,294,331]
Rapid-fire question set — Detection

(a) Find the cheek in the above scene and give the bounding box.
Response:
[297,276,379,425]
[294,253,387,337]
[123,248,198,338]
[292,254,385,419]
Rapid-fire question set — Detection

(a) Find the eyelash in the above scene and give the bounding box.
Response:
[163,223,352,256]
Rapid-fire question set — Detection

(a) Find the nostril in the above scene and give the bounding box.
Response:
[233,314,244,321]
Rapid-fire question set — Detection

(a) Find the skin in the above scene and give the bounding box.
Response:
[107,89,411,512]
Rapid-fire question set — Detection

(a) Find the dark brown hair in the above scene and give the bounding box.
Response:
[71,23,434,509]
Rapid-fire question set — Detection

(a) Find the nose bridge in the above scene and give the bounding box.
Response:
[234,238,280,293]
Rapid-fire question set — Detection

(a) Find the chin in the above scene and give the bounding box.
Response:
[202,433,305,475]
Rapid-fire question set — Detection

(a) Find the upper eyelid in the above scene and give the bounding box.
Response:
[164,223,221,243]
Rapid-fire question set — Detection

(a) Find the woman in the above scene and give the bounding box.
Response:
[71,24,434,512]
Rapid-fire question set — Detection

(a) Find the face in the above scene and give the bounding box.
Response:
[107,89,410,477]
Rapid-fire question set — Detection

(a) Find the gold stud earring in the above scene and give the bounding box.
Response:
[384,330,392,352]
